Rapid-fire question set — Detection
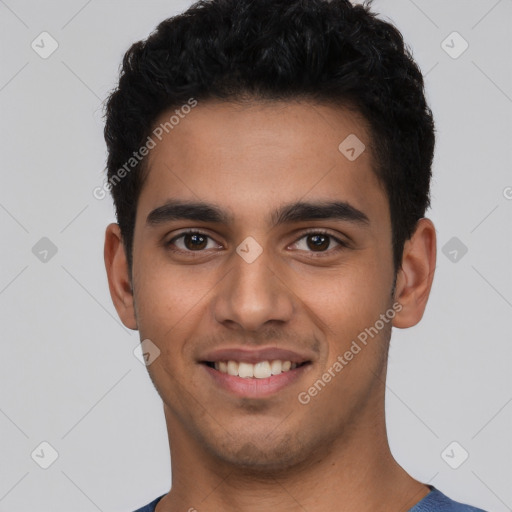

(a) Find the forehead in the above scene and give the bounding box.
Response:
[137,100,387,226]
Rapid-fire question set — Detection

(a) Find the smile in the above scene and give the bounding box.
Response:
[205,359,307,378]
[202,361,311,399]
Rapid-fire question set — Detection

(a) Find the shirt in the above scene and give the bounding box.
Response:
[132,484,488,511]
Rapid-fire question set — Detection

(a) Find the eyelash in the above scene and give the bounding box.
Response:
[166,229,348,258]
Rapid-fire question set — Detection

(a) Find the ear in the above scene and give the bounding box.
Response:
[104,223,138,330]
[392,218,436,329]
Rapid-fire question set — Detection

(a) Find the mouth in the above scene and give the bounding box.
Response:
[199,347,313,398]
[202,359,310,378]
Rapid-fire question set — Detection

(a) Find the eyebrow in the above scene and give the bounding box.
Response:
[146,199,370,228]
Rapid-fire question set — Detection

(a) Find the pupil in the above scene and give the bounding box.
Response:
[308,234,329,251]
[185,233,207,250]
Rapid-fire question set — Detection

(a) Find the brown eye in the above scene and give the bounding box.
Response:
[167,231,219,253]
[290,230,347,256]
[182,233,208,250]
[306,233,330,251]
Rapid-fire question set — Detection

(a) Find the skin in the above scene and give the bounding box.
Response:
[104,100,436,512]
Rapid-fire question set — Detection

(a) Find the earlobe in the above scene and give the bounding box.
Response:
[104,223,138,330]
[392,218,437,329]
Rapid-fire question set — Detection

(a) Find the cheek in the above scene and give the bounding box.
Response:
[132,262,205,396]
[132,252,218,346]
[307,258,389,312]
[296,252,393,352]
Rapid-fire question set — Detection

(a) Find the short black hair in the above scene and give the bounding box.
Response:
[104,0,435,275]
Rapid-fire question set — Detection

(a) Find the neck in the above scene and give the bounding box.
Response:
[156,387,430,512]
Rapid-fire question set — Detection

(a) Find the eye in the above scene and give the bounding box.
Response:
[167,230,221,253]
[289,230,347,255]
[165,229,348,257]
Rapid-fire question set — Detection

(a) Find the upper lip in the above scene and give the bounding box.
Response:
[199,347,315,365]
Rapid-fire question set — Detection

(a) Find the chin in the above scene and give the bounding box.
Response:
[209,431,314,475]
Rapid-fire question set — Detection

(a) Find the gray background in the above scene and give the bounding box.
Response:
[1,0,511,511]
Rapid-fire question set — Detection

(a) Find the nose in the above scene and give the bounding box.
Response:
[212,245,294,332]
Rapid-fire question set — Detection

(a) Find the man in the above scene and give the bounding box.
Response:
[103,0,487,510]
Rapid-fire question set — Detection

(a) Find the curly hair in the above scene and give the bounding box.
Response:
[104,0,435,274]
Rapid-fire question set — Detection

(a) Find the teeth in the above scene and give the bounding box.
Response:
[270,360,282,375]
[214,360,299,378]
[227,360,238,376]
[238,362,254,378]
[253,361,271,379]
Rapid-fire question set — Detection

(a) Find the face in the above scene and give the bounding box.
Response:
[118,100,401,470]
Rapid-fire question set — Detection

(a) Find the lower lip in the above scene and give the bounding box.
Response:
[202,364,310,398]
